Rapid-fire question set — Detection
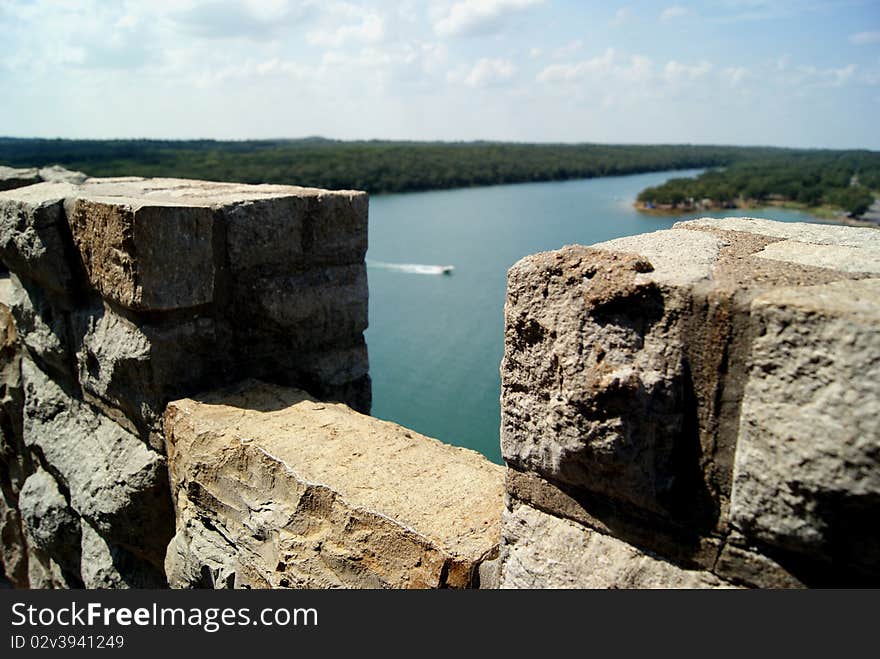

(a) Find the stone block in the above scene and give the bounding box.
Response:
[0,166,41,192]
[164,381,503,589]
[18,469,81,573]
[66,197,215,311]
[0,183,80,299]
[74,304,233,442]
[8,274,74,383]
[21,358,173,566]
[499,501,732,588]
[729,279,880,578]
[80,522,166,589]
[501,234,724,521]
[232,264,368,349]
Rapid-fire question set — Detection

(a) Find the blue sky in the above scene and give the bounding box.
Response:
[1,0,879,148]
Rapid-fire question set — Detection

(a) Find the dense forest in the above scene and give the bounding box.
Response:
[636,150,880,217]
[0,137,821,194]
[2,138,877,216]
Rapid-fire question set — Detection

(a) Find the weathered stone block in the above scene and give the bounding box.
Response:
[222,196,306,274]
[499,501,732,588]
[0,183,79,299]
[0,166,41,192]
[0,296,27,490]
[164,381,503,589]
[18,469,81,572]
[501,232,725,521]
[729,279,880,577]
[0,483,28,587]
[80,522,166,589]
[21,358,173,565]
[301,191,368,266]
[74,303,233,442]
[232,264,368,349]
[8,274,74,383]
[67,197,215,311]
[500,217,879,587]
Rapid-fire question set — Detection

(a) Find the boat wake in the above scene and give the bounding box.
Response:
[367,261,455,276]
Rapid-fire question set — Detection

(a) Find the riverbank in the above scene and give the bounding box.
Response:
[634,198,880,227]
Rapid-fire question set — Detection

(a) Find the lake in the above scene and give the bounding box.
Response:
[365,169,826,463]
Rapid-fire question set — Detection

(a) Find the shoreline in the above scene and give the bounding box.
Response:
[634,199,880,228]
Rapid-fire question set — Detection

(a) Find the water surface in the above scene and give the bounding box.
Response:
[366,170,824,463]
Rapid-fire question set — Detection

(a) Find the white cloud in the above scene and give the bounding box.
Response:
[307,10,384,47]
[612,7,632,26]
[529,47,543,58]
[537,49,653,84]
[660,5,688,22]
[552,40,582,59]
[850,31,880,46]
[663,59,712,82]
[433,0,544,38]
[785,63,858,89]
[723,66,749,86]
[458,57,517,87]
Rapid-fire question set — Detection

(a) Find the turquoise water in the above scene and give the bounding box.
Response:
[365,169,825,463]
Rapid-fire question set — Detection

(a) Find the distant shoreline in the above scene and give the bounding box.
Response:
[634,199,880,228]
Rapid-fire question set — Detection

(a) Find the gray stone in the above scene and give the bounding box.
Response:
[21,358,173,565]
[754,240,880,274]
[0,183,80,298]
[501,243,713,518]
[674,216,880,248]
[37,166,87,185]
[74,303,232,443]
[232,264,368,349]
[500,218,880,587]
[222,195,306,274]
[80,522,166,588]
[0,485,28,587]
[8,274,73,382]
[499,501,733,588]
[18,469,81,570]
[0,166,40,192]
[66,197,215,311]
[0,298,26,490]
[729,278,880,576]
[300,191,369,266]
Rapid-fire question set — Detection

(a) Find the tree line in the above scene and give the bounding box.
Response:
[636,151,880,217]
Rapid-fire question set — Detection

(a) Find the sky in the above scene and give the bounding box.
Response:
[1,0,879,148]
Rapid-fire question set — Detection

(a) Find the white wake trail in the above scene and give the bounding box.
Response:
[367,261,455,276]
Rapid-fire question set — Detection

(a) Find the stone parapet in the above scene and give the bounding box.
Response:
[499,217,880,587]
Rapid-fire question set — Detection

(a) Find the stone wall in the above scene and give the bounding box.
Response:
[499,218,880,587]
[1,166,876,589]
[0,176,374,587]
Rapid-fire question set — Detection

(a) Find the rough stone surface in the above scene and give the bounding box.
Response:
[675,216,880,247]
[74,303,233,443]
[501,217,880,587]
[501,239,723,523]
[18,469,81,572]
[37,166,87,185]
[0,486,28,587]
[8,274,74,382]
[0,166,41,192]
[22,358,173,566]
[67,197,216,311]
[80,522,166,589]
[0,183,80,298]
[164,381,503,589]
[754,240,880,274]
[499,501,733,588]
[729,279,880,578]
